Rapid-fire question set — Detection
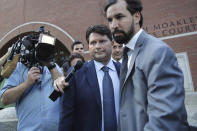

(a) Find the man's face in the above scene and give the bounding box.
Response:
[112,41,123,61]
[88,33,112,65]
[73,44,84,54]
[106,1,136,44]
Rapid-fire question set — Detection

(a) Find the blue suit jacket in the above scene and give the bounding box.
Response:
[59,60,121,131]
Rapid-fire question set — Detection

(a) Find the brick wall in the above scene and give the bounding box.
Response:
[0,0,196,90]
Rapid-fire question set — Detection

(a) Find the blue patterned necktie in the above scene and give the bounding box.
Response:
[102,66,117,131]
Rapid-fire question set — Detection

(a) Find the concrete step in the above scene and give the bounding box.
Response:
[185,92,197,105]
[0,107,17,131]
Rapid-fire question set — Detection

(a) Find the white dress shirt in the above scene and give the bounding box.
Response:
[111,57,122,63]
[126,29,143,68]
[94,59,120,131]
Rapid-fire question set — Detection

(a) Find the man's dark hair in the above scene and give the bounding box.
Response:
[62,61,70,73]
[86,24,112,44]
[104,0,143,27]
[71,40,84,51]
[68,53,85,67]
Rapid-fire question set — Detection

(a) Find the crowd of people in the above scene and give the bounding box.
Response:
[0,0,194,131]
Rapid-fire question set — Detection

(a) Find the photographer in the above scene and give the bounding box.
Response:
[0,32,63,131]
[0,47,12,80]
[0,47,12,67]
[0,47,12,109]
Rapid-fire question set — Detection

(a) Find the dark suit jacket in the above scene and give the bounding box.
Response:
[59,60,120,131]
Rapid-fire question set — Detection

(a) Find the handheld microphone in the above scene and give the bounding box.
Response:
[49,60,83,101]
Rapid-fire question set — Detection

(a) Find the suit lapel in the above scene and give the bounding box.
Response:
[122,47,140,86]
[113,61,121,77]
[121,31,146,89]
[86,60,102,112]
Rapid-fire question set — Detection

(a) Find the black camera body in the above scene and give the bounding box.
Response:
[19,27,56,70]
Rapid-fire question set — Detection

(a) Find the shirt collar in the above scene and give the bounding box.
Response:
[111,57,122,63]
[126,29,143,51]
[94,59,116,73]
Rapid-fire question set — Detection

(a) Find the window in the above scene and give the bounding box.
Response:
[176,52,194,92]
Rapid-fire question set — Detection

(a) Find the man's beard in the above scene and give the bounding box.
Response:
[112,24,134,44]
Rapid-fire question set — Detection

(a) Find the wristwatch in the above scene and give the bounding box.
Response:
[47,62,56,71]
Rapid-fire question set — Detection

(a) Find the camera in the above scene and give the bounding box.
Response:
[19,27,56,69]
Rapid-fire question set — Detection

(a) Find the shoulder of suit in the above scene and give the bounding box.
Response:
[140,32,170,50]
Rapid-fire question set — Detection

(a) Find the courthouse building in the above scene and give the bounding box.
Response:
[0,0,197,91]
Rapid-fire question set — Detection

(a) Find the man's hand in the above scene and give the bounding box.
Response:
[7,46,12,54]
[53,76,69,94]
[25,67,40,86]
[37,60,56,71]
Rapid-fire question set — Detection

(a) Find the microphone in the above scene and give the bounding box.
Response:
[49,60,83,101]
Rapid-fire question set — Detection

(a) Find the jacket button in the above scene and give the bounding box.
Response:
[122,114,126,117]
[120,111,126,117]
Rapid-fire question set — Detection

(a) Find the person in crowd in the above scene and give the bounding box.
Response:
[0,45,63,131]
[61,53,85,77]
[0,47,13,109]
[0,47,12,73]
[61,61,70,76]
[104,0,189,130]
[68,53,85,67]
[111,40,123,63]
[54,24,121,131]
[71,40,84,54]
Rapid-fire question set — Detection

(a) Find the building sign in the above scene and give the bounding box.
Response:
[144,16,197,37]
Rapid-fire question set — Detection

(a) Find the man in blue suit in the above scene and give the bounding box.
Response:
[55,24,121,131]
[104,0,190,130]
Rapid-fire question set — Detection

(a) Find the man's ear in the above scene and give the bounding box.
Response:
[112,40,115,46]
[134,12,141,25]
